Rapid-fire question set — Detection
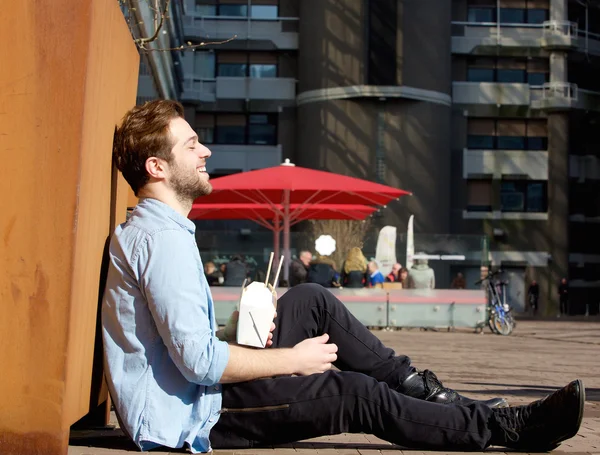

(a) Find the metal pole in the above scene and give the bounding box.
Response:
[496,0,501,43]
[274,213,280,276]
[282,189,291,282]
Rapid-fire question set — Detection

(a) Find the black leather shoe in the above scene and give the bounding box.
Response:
[398,369,509,408]
[490,379,585,451]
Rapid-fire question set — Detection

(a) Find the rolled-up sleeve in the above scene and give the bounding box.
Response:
[136,229,229,385]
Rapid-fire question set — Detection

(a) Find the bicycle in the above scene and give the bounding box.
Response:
[475,269,515,336]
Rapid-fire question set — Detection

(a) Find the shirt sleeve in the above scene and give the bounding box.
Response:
[135,229,230,386]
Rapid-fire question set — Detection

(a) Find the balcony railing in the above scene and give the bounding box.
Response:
[451,20,579,53]
[182,15,299,49]
[452,81,531,105]
[530,82,578,110]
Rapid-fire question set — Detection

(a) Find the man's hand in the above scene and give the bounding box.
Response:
[266,311,277,347]
[292,333,338,375]
[219,310,277,346]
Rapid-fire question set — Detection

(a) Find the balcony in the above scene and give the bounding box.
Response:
[206,144,282,173]
[453,82,531,106]
[463,149,548,179]
[182,16,298,50]
[181,77,296,103]
[181,78,217,103]
[452,20,578,55]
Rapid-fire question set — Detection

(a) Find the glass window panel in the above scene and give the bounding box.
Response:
[250,5,278,18]
[250,64,277,78]
[468,7,495,22]
[527,72,548,86]
[216,125,246,144]
[194,52,215,78]
[467,68,495,82]
[198,127,214,144]
[497,69,526,83]
[218,63,247,77]
[195,2,217,15]
[527,137,547,150]
[497,136,526,149]
[526,182,547,212]
[499,8,525,23]
[467,135,495,149]
[527,8,549,24]
[248,124,277,145]
[219,4,248,16]
[249,114,270,124]
[501,182,525,212]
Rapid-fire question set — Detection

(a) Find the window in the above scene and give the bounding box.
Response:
[250,64,277,78]
[501,181,547,212]
[497,69,526,83]
[218,63,247,77]
[202,114,278,145]
[467,58,547,85]
[468,7,494,22]
[251,5,278,18]
[195,1,217,15]
[467,180,493,212]
[248,114,277,145]
[499,8,526,23]
[216,114,246,144]
[194,52,215,78]
[467,118,548,150]
[528,72,547,86]
[218,4,247,16]
[467,68,494,82]
[468,135,495,149]
[527,8,549,24]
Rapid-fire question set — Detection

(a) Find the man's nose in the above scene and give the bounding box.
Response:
[198,143,212,158]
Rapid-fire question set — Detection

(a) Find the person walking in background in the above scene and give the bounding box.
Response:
[385,263,402,283]
[367,261,385,288]
[527,280,540,316]
[407,255,435,289]
[340,247,368,288]
[289,250,312,287]
[558,277,569,317]
[450,272,466,289]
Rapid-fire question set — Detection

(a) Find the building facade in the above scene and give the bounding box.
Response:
[175,0,599,314]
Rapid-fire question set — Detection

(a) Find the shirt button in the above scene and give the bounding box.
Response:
[209,418,214,423]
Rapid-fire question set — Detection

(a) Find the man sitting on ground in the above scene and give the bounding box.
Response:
[102,100,584,454]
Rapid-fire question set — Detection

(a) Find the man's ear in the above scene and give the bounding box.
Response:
[145,157,167,179]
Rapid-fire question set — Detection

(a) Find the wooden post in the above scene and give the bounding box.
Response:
[0,1,139,454]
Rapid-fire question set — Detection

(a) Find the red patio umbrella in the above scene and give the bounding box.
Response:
[189,203,378,275]
[195,160,411,279]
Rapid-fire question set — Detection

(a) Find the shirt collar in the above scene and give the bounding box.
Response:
[138,197,196,234]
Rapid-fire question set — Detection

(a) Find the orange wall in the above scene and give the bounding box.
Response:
[0,1,139,454]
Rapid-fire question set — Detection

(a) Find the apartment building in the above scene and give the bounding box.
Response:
[175,0,599,314]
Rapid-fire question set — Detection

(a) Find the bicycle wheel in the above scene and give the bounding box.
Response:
[493,313,513,336]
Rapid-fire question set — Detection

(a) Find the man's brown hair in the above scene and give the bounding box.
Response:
[113,99,185,195]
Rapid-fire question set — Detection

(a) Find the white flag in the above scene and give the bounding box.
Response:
[375,226,397,276]
[406,215,415,269]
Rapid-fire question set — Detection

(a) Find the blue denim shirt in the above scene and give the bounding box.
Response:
[102,198,230,453]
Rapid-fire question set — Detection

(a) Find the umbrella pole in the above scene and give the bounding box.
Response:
[274,213,280,276]
[283,189,291,282]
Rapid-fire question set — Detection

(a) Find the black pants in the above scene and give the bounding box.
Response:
[210,283,494,450]
[560,297,569,315]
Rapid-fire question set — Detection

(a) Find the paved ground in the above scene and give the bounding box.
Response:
[68,320,600,455]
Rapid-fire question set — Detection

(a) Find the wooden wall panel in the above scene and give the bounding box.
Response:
[0,1,139,454]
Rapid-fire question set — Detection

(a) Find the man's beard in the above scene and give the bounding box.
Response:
[169,161,212,203]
